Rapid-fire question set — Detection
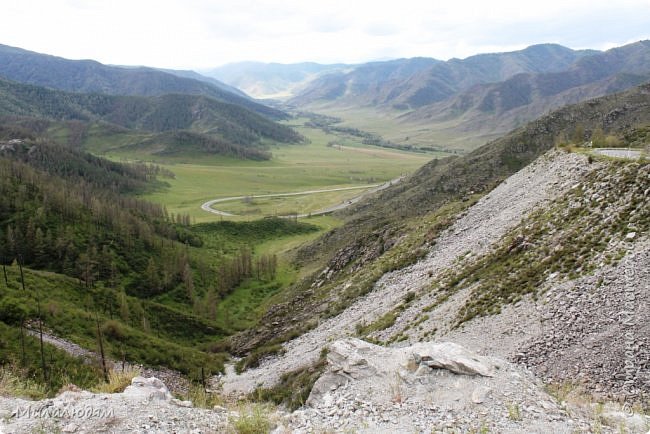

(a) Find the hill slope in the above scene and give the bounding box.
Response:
[0,44,282,119]
[402,40,650,147]
[0,78,303,157]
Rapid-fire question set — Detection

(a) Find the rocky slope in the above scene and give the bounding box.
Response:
[215,148,649,432]
[281,339,641,433]
[221,149,595,395]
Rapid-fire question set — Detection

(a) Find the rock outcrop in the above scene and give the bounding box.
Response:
[308,339,496,406]
[284,338,650,433]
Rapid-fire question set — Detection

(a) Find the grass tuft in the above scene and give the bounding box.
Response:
[230,403,273,434]
[92,367,141,394]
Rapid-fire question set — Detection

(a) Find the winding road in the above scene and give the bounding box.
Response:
[200,177,403,218]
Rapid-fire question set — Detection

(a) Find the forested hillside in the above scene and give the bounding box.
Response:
[0,78,303,159]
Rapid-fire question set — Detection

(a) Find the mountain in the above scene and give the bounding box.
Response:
[0,43,282,119]
[400,40,650,147]
[205,61,351,99]
[289,41,650,151]
[0,77,302,156]
[290,44,595,107]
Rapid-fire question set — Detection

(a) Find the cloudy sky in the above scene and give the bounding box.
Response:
[3,0,650,69]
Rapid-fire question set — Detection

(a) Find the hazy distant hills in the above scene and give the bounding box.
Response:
[0,44,283,119]
[403,41,650,139]
[205,61,351,99]
[151,67,250,98]
[290,44,596,107]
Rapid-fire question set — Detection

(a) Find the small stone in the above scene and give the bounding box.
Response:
[471,386,491,404]
[62,423,78,433]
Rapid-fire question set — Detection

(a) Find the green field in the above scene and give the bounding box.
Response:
[132,119,434,222]
[301,104,497,152]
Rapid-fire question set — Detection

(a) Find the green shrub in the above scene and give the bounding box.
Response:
[0,297,29,325]
[101,320,127,341]
[231,404,273,434]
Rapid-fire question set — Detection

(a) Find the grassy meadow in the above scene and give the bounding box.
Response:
[301,104,498,152]
[130,118,434,222]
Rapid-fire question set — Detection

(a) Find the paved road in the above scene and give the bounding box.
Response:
[200,177,403,218]
[593,148,643,159]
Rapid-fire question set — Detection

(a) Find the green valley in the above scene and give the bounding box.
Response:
[131,117,435,221]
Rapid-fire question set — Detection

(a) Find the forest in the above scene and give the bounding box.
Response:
[0,132,316,390]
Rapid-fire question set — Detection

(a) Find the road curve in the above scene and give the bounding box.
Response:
[200,177,403,218]
[592,148,643,159]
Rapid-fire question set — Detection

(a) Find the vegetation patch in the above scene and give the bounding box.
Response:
[251,348,328,411]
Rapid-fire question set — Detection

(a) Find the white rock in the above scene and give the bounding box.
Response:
[123,376,172,401]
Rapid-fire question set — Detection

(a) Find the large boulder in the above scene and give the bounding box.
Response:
[307,338,495,406]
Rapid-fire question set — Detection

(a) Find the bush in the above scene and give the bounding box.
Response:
[92,367,140,393]
[181,384,223,409]
[0,297,29,325]
[0,364,47,399]
[101,320,127,341]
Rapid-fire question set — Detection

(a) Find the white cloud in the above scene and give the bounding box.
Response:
[1,0,649,68]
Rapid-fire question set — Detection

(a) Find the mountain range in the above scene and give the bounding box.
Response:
[0,45,307,159]
[206,42,650,151]
[0,43,282,119]
[290,44,596,108]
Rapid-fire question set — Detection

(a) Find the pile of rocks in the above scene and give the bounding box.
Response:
[517,240,650,401]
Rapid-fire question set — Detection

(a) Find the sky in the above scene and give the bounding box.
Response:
[2,0,650,69]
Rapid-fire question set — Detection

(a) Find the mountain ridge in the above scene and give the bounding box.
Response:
[289,43,598,107]
[0,43,283,119]
[0,77,302,159]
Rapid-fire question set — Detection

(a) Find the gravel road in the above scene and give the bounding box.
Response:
[200,177,402,218]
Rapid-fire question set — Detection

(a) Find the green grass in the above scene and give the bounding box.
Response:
[210,187,375,217]
[111,118,434,223]
[298,104,491,152]
[251,347,328,410]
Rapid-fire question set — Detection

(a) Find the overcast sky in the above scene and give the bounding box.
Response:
[3,0,650,69]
